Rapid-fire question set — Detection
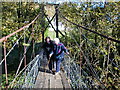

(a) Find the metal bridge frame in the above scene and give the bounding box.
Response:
[42,4,64,42]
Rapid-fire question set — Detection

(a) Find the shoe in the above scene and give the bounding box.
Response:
[53,71,55,75]
[55,71,60,75]
[49,70,53,73]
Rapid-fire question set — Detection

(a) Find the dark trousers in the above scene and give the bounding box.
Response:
[49,57,63,72]
[48,58,61,72]
[48,57,54,70]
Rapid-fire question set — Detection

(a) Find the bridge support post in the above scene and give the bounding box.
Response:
[55,5,59,38]
[32,24,35,59]
[24,30,26,67]
[4,40,8,88]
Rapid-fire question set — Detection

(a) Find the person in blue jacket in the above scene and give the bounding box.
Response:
[49,38,69,75]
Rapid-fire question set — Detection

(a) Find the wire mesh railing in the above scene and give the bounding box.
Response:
[61,54,100,89]
[0,13,41,88]
[59,11,120,89]
[9,49,46,88]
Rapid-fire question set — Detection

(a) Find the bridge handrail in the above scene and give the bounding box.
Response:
[0,32,25,65]
[62,54,89,88]
[0,13,40,42]
[9,52,42,88]
[1,13,41,88]
[59,12,120,43]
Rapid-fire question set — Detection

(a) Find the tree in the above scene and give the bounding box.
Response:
[59,2,120,89]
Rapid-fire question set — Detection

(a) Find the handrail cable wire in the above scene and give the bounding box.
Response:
[0,12,41,83]
[62,34,105,88]
[59,12,120,43]
[0,13,40,42]
[59,4,120,70]
[59,10,120,73]
[15,34,33,76]
[1,12,42,88]
[2,5,119,88]
[0,28,28,66]
[63,25,119,88]
[8,55,40,88]
[69,33,106,89]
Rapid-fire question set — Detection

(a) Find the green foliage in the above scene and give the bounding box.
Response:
[1,2,120,89]
[1,2,43,49]
[59,2,120,89]
[1,72,15,88]
[1,2,46,88]
[44,29,56,39]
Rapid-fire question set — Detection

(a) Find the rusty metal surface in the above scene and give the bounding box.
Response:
[0,14,40,42]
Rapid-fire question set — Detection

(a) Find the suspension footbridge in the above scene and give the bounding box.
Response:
[0,3,120,89]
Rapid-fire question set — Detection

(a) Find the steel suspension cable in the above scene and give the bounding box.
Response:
[59,13,120,43]
[15,35,33,76]
[63,53,95,88]
[8,55,40,88]
[59,9,120,72]
[0,13,40,42]
[62,33,102,88]
[0,29,28,66]
[58,8,118,88]
[58,7,119,88]
[69,33,106,89]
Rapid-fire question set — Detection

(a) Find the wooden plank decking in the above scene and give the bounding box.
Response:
[34,68,71,89]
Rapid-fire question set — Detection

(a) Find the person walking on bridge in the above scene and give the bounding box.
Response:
[49,38,69,75]
[43,37,53,59]
[43,37,54,72]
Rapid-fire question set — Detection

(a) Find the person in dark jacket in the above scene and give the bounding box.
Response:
[43,37,53,58]
[43,37,54,72]
[49,38,69,75]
